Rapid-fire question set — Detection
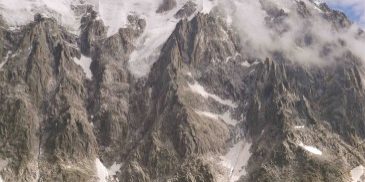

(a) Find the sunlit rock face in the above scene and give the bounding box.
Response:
[0,0,365,181]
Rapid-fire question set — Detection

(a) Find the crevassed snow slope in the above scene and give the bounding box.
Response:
[96,0,216,77]
[127,0,197,78]
[0,0,218,77]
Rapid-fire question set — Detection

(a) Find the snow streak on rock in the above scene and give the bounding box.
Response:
[298,142,323,155]
[0,51,11,70]
[189,81,238,108]
[294,125,305,129]
[195,110,238,126]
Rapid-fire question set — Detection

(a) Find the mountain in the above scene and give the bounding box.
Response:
[0,0,365,181]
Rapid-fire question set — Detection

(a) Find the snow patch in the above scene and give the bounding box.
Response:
[189,81,238,108]
[189,82,210,98]
[196,110,219,120]
[74,55,93,79]
[195,110,238,125]
[95,158,108,182]
[220,140,252,182]
[219,111,239,126]
[241,61,250,67]
[294,125,305,129]
[0,158,9,170]
[298,142,322,155]
[351,165,365,182]
[0,51,11,70]
[95,158,123,182]
[225,53,240,63]
[313,5,322,12]
[8,26,21,31]
[226,14,233,26]
[108,162,123,177]
[0,176,3,182]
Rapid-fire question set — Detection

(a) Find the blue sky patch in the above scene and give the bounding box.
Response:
[325,1,365,27]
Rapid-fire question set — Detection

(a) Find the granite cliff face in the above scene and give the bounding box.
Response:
[1,0,365,181]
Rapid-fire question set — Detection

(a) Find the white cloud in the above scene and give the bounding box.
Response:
[217,0,365,65]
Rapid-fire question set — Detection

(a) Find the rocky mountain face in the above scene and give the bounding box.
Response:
[1,0,365,182]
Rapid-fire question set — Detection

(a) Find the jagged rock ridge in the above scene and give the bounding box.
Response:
[0,0,365,182]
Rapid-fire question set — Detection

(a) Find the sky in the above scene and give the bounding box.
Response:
[324,0,365,27]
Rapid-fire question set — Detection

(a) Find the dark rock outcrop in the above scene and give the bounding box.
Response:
[79,7,107,56]
[175,1,197,19]
[156,0,177,13]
